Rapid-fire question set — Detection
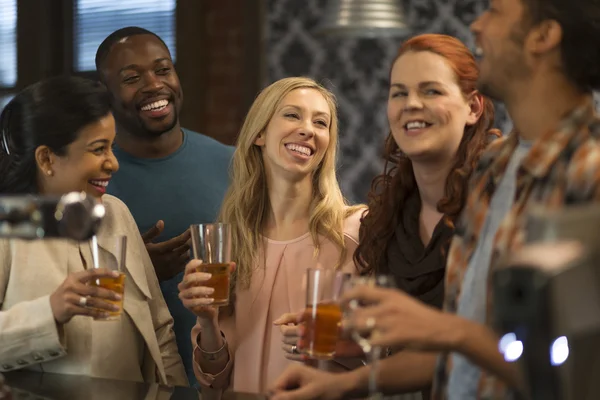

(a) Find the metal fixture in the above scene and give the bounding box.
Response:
[316,0,410,38]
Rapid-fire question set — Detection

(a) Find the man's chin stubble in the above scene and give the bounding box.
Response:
[138,117,178,138]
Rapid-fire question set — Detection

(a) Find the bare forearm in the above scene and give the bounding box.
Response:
[453,317,525,393]
[197,317,224,351]
[380,351,437,393]
[196,317,228,374]
[343,351,437,398]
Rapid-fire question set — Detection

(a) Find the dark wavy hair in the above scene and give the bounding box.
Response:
[354,34,501,275]
[0,76,111,194]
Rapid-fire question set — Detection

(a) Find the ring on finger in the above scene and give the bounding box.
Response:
[79,296,88,307]
[291,344,298,354]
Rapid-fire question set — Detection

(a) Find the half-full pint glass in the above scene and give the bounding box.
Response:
[301,269,348,359]
[90,235,127,321]
[190,223,232,306]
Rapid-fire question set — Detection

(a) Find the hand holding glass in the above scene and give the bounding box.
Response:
[190,223,232,306]
[89,235,127,321]
[343,274,395,399]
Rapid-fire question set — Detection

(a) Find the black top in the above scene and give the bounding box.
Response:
[385,190,453,309]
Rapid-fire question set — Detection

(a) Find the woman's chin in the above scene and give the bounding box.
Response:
[83,188,104,202]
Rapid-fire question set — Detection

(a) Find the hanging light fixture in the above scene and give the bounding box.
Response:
[316,0,410,38]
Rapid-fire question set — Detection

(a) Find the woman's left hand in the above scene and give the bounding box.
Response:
[274,311,304,361]
[341,285,460,352]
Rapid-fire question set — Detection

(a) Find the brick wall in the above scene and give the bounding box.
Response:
[176,0,262,146]
[202,1,245,145]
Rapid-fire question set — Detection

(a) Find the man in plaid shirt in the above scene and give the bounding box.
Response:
[267,0,600,399]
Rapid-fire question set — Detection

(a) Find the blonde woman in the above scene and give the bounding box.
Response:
[178,77,364,393]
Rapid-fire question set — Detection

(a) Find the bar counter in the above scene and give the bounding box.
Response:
[3,371,267,400]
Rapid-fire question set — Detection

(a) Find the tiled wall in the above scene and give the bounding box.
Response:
[264,0,512,203]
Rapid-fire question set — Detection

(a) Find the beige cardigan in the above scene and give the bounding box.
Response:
[0,194,187,387]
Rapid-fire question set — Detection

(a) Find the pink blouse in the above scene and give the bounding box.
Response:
[192,210,363,393]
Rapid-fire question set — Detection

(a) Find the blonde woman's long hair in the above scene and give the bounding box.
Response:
[219,77,363,292]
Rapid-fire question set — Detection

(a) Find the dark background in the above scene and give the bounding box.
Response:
[1,0,513,203]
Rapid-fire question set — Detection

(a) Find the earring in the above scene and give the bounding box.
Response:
[46,170,53,176]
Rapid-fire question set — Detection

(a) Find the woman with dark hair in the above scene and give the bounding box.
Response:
[0,76,187,386]
[269,33,501,400]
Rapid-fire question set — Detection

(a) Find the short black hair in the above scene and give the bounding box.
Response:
[521,0,600,92]
[0,76,111,193]
[95,26,170,73]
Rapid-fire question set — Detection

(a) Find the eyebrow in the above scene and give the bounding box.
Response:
[390,81,444,89]
[279,104,331,119]
[118,57,172,74]
[87,139,110,147]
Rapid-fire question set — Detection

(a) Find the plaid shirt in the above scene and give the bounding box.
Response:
[432,100,600,399]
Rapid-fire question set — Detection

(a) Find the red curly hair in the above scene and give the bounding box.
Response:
[354,33,502,275]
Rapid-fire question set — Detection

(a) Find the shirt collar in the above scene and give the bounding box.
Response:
[510,99,596,178]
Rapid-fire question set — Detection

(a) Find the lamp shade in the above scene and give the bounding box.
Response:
[316,0,410,38]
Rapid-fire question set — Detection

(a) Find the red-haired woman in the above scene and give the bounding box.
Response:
[353,32,501,399]
[269,33,501,400]
[356,32,501,310]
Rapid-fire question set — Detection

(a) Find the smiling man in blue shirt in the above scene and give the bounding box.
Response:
[95,27,234,387]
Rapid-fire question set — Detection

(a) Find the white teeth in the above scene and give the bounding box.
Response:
[406,121,428,130]
[474,47,483,57]
[89,180,108,187]
[141,99,169,111]
[285,143,312,156]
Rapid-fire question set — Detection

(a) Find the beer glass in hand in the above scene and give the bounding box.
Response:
[89,235,127,320]
[301,269,347,360]
[344,275,395,399]
[190,223,232,306]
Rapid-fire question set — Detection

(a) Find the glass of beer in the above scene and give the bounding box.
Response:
[301,269,348,360]
[190,223,232,307]
[89,235,127,321]
[344,274,395,398]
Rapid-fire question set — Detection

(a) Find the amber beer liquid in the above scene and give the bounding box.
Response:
[302,302,342,359]
[90,273,126,320]
[190,223,232,308]
[196,262,230,306]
